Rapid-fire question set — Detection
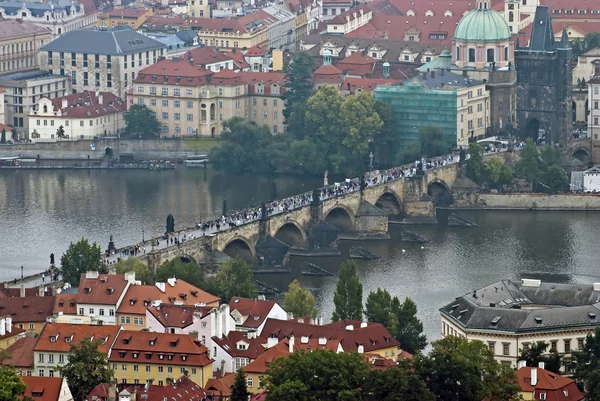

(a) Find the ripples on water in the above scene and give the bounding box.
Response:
[1,168,599,342]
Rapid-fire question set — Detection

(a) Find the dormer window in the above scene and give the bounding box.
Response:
[179,293,187,300]
[123,336,132,345]
[371,340,376,345]
[152,75,156,83]
[65,336,72,343]
[120,352,126,357]
[159,354,164,360]
[143,301,149,307]
[102,337,107,345]
[50,336,56,342]
[168,355,173,360]
[84,288,91,294]
[106,287,114,294]
[181,355,187,361]
[58,302,64,307]
[69,301,75,307]
[133,352,139,359]
[149,339,156,346]
[190,291,198,297]
[170,339,179,347]
[130,299,136,306]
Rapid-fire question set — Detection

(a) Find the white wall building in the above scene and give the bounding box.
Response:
[228,297,288,334]
[588,76,600,141]
[263,5,295,51]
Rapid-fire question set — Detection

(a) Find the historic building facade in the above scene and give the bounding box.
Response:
[0,20,52,76]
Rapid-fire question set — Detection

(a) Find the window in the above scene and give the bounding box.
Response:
[540,393,547,400]
[99,309,104,316]
[235,357,250,370]
[167,367,172,373]
[468,48,475,62]
[38,354,44,362]
[468,106,473,114]
[89,308,94,315]
[122,365,127,371]
[487,48,494,62]
[162,88,169,96]
[551,341,558,352]
[162,112,168,120]
[78,308,84,315]
[150,99,157,106]
[273,99,278,106]
[186,89,193,96]
[83,72,88,86]
[564,339,571,353]
[162,99,168,107]
[595,101,599,109]
[83,54,88,67]
[133,365,139,372]
[49,370,54,378]
[488,342,495,354]
[273,125,278,134]
[477,103,483,112]
[502,343,509,356]
[578,338,585,349]
[150,87,157,95]
[187,114,193,121]
[247,377,253,387]
[71,71,76,85]
[158,366,164,373]
[48,354,54,363]
[59,355,64,363]
[109,309,115,316]
[174,100,180,108]
[186,101,193,108]
[174,113,180,121]
[38,370,44,377]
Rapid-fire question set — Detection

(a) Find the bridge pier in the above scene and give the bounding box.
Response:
[339,200,390,240]
[294,188,342,256]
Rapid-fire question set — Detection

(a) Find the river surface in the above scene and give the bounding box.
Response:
[1,167,600,344]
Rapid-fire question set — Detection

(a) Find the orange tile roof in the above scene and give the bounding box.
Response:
[34,323,121,353]
[243,341,289,374]
[212,331,267,359]
[227,48,250,70]
[75,273,129,305]
[106,8,151,18]
[49,91,126,120]
[516,367,584,401]
[3,337,37,368]
[244,46,265,57]
[205,372,236,397]
[291,336,341,352]
[53,294,77,315]
[0,296,54,323]
[21,376,64,401]
[229,297,278,329]
[110,330,212,367]
[147,304,212,328]
[135,58,213,86]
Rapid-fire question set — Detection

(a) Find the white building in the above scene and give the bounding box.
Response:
[440,279,600,368]
[228,297,288,334]
[28,90,126,141]
[588,76,600,141]
[263,5,295,51]
[211,330,267,373]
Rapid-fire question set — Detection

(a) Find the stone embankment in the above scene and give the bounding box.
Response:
[474,193,600,210]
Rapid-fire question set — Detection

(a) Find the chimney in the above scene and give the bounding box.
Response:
[266,337,278,348]
[98,94,104,105]
[124,271,136,284]
[38,285,45,297]
[6,316,12,333]
[167,278,176,287]
[518,360,526,369]
[61,98,68,109]
[422,71,427,80]
[155,282,166,293]
[345,325,354,331]
[360,322,368,328]
[20,284,25,298]
[538,361,545,370]
[531,368,537,386]
[358,344,364,353]
[86,271,99,280]
[431,70,435,78]
[289,335,294,353]
[0,318,5,336]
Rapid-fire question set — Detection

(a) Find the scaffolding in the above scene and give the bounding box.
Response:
[374,82,458,148]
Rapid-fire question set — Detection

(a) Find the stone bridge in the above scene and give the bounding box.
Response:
[140,163,462,270]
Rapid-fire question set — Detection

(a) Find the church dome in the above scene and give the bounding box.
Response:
[453,5,511,42]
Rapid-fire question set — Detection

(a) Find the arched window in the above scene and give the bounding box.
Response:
[43,104,48,113]
[529,88,537,107]
[456,46,460,61]
[487,48,495,62]
[509,11,514,21]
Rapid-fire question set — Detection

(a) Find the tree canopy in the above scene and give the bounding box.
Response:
[572,327,600,400]
[230,369,251,401]
[114,258,154,284]
[419,126,448,158]
[518,342,561,374]
[283,51,315,136]
[155,257,203,288]
[58,338,114,401]
[60,238,105,285]
[214,257,256,302]
[284,279,318,319]
[514,139,567,193]
[332,260,363,322]
[466,142,485,184]
[0,352,26,401]
[124,104,161,138]
[364,363,435,401]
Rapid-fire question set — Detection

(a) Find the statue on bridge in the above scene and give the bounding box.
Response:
[107,235,115,252]
[166,214,175,234]
[360,175,366,193]
[312,186,320,205]
[459,146,466,166]
[222,199,227,216]
[324,170,328,187]
[261,202,268,221]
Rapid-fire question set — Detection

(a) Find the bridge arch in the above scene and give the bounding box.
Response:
[374,190,404,216]
[273,220,307,248]
[427,179,454,206]
[222,236,256,264]
[325,206,354,232]
[572,147,590,163]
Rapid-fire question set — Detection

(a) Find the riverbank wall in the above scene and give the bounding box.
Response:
[0,138,217,160]
[469,193,600,210]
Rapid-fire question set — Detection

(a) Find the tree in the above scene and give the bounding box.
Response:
[513,138,540,185]
[58,338,114,401]
[124,104,161,138]
[265,350,370,401]
[340,93,383,170]
[373,100,400,168]
[332,260,363,322]
[416,336,520,401]
[304,85,343,145]
[56,125,66,139]
[466,142,485,184]
[114,258,154,284]
[365,288,399,336]
[518,342,561,374]
[419,126,448,157]
[0,129,5,144]
[60,238,104,286]
[30,129,40,139]
[394,297,427,354]
[364,364,435,401]
[230,369,251,401]
[156,258,203,288]
[283,51,315,137]
[539,145,568,193]
[484,158,512,189]
[214,257,256,302]
[571,327,600,400]
[284,279,318,319]
[0,351,26,401]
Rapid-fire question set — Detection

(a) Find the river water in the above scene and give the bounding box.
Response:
[1,167,599,343]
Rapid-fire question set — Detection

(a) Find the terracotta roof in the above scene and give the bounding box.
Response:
[516,367,584,401]
[329,4,373,24]
[110,330,212,367]
[21,376,64,401]
[290,336,341,352]
[141,15,186,30]
[205,372,236,397]
[135,57,213,86]
[250,392,267,401]
[227,49,250,69]
[261,319,400,353]
[363,353,399,370]
[243,72,286,96]
[187,47,233,66]
[337,51,377,76]
[0,284,44,298]
[34,323,121,353]
[314,64,343,85]
[0,19,52,39]
[53,294,77,315]
[87,376,207,401]
[210,68,244,85]
[117,280,219,316]
[543,0,600,18]
[106,8,150,18]
[0,296,54,323]
[212,331,267,359]
[3,337,37,368]
[0,327,26,341]
[75,273,130,306]
[182,14,271,34]
[245,46,265,57]
[229,297,278,329]
[147,304,212,328]
[0,123,14,133]
[314,64,342,75]
[243,341,289,374]
[47,91,126,120]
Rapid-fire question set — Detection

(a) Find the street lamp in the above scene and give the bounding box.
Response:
[142,229,145,243]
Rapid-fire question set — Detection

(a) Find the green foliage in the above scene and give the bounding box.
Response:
[60,238,104,285]
[571,32,600,58]
[0,129,5,144]
[283,51,315,136]
[419,125,448,158]
[305,85,344,142]
[214,257,256,302]
[265,350,370,401]
[484,158,513,189]
[114,258,154,284]
[416,336,520,401]
[514,138,540,184]
[332,260,363,322]
[571,327,600,400]
[514,139,567,193]
[284,279,318,319]
[58,339,114,401]
[365,288,399,335]
[30,129,40,139]
[124,104,161,138]
[466,143,485,183]
[397,143,422,165]
[156,258,203,288]
[0,354,26,401]
[364,364,435,401]
[373,101,400,167]
[231,369,251,401]
[56,125,66,139]
[340,93,383,168]
[518,342,561,374]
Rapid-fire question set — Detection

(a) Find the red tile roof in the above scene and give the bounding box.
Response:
[106,8,150,18]
[87,376,208,401]
[516,367,584,401]
[314,64,343,85]
[291,336,341,352]
[0,123,13,133]
[53,294,77,315]
[110,330,212,367]
[205,372,236,397]
[0,296,54,323]
[329,4,373,24]
[227,48,250,70]
[75,273,130,306]
[135,58,213,86]
[243,72,286,96]
[3,337,37,368]
[34,323,121,353]
[0,284,44,298]
[229,297,278,329]
[245,46,265,57]
[147,304,212,328]
[336,51,377,76]
[48,91,126,120]
[261,319,400,353]
[341,77,399,93]
[243,341,289,374]
[187,47,233,66]
[212,331,267,359]
[141,16,186,31]
[21,376,65,401]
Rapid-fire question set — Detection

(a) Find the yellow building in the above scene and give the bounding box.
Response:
[97,8,153,29]
[110,330,213,386]
[0,316,26,349]
[184,12,271,50]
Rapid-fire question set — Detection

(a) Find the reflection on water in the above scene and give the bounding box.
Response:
[1,168,600,342]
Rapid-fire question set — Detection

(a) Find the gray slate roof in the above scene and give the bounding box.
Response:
[440,279,600,333]
[0,0,80,17]
[526,6,555,52]
[41,26,167,56]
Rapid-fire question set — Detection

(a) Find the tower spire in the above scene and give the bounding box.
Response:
[559,25,570,49]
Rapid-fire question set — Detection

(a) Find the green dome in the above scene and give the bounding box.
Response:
[453,9,511,42]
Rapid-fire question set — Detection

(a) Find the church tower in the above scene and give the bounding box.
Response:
[504,0,520,34]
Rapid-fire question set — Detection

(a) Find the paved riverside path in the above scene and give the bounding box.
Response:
[103,146,514,265]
